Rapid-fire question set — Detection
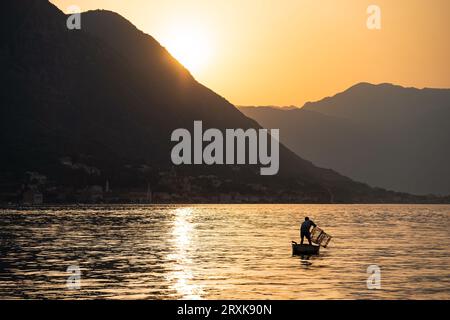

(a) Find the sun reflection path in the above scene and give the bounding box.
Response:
[166,207,204,299]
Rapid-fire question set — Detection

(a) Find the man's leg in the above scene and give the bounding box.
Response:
[300,232,304,245]
[307,233,312,245]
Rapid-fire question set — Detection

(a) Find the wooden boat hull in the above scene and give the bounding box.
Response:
[291,242,320,255]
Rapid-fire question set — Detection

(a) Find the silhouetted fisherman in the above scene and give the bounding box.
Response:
[300,217,316,245]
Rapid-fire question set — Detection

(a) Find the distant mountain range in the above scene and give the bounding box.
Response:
[0,0,444,204]
[240,83,450,195]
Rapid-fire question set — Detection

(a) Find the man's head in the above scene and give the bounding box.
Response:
[305,217,309,221]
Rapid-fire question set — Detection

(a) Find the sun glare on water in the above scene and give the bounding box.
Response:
[162,24,213,75]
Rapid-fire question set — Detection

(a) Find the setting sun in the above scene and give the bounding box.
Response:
[50,0,450,106]
[160,24,213,75]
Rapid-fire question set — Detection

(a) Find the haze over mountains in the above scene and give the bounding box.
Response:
[1,0,444,204]
[240,83,450,195]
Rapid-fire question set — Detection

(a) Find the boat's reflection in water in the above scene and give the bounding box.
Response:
[165,207,204,299]
[298,255,314,268]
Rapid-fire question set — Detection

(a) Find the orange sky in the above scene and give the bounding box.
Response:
[51,0,450,106]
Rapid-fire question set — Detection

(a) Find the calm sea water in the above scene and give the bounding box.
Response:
[0,204,449,300]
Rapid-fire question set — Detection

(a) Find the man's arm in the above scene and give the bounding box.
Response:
[311,221,317,228]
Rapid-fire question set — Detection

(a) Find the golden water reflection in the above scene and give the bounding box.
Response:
[0,204,449,299]
[166,207,204,299]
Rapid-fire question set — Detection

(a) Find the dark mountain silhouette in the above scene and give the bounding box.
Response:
[240,83,450,195]
[0,0,439,203]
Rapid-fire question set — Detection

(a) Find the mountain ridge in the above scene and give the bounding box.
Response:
[1,0,443,203]
[240,83,450,195]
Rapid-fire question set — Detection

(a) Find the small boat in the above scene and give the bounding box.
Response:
[291,241,320,255]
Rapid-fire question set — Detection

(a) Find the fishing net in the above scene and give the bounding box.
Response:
[311,227,332,247]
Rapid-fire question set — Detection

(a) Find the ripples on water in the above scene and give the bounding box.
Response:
[0,205,449,299]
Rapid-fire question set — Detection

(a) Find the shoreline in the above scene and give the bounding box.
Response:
[2,202,450,210]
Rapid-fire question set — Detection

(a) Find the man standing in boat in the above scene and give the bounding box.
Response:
[300,217,316,245]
